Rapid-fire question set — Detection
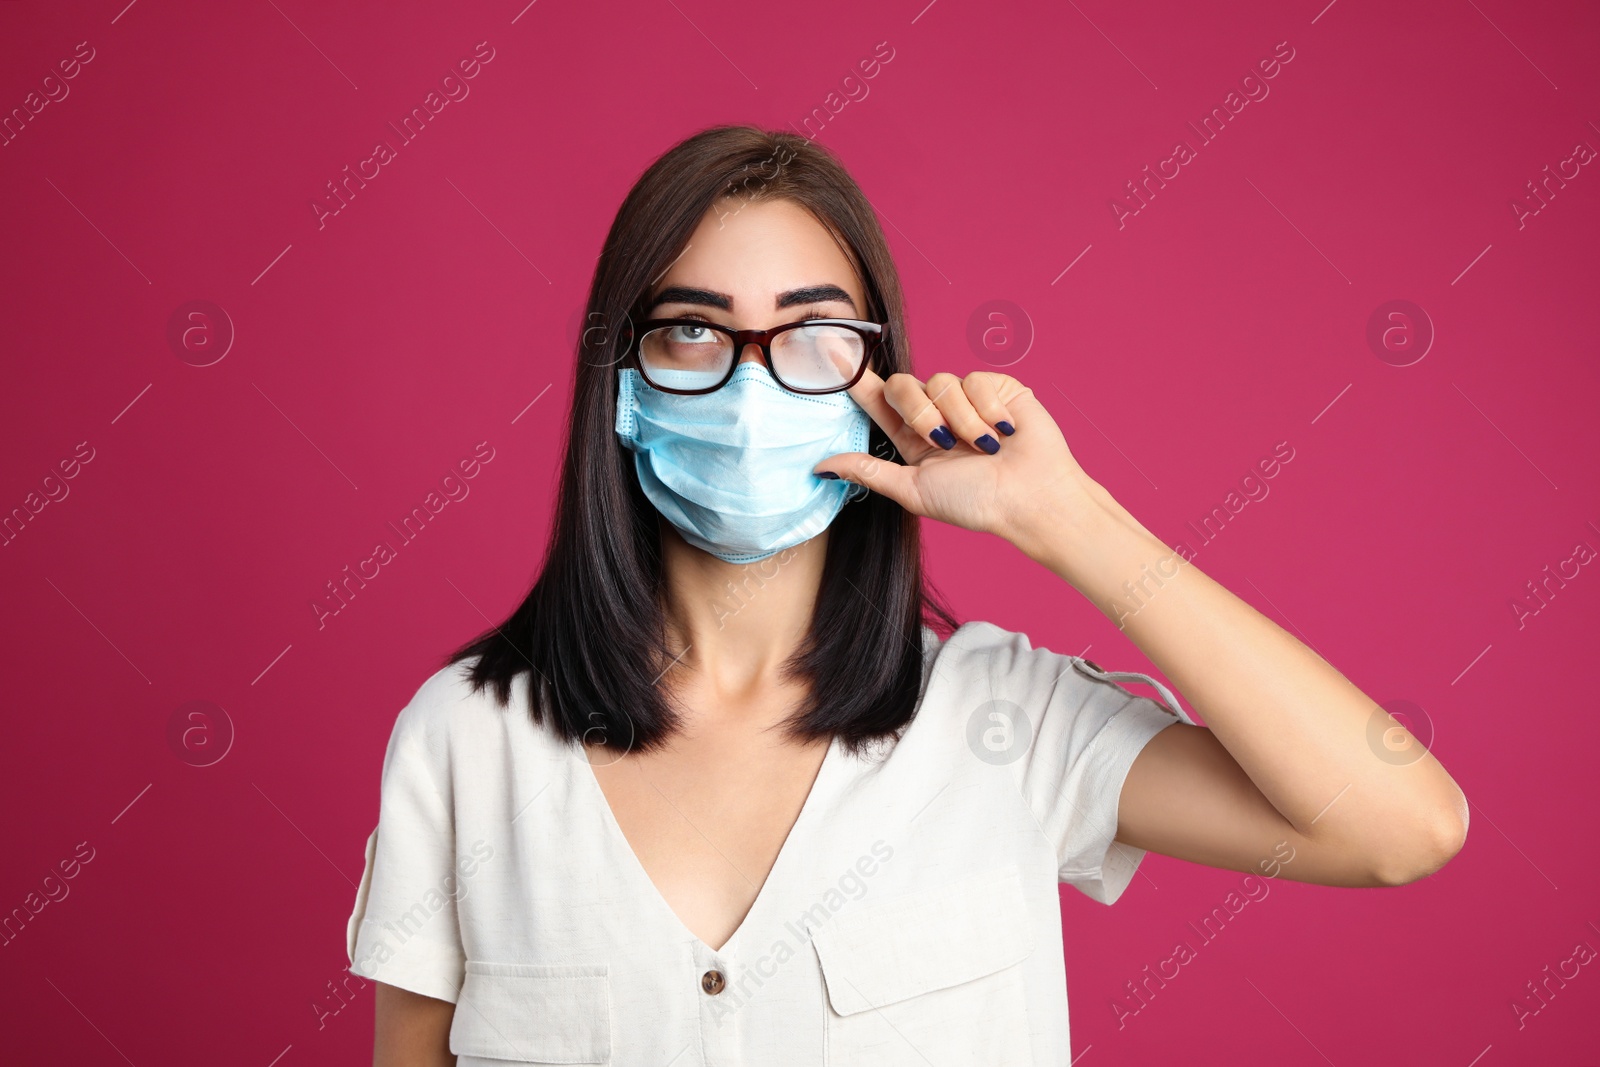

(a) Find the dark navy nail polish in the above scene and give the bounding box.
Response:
[930,425,956,450]
[975,434,1000,455]
[996,420,1014,436]
[817,470,840,479]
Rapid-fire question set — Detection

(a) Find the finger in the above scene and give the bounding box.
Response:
[843,364,933,459]
[823,337,859,385]
[812,451,921,514]
[924,371,1001,455]
[961,371,1018,437]
[882,372,962,451]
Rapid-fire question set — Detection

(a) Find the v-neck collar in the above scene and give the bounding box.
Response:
[574,733,843,958]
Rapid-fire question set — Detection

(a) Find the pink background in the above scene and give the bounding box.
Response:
[3,0,1597,1062]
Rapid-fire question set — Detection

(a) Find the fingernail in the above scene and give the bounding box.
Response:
[975,434,1000,455]
[817,470,840,479]
[930,425,956,450]
[996,420,1014,436]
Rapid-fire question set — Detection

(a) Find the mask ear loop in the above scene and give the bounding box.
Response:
[613,366,639,441]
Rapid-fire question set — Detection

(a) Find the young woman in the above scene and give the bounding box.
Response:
[346,125,1467,1065]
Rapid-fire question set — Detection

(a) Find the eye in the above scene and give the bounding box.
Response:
[666,323,718,343]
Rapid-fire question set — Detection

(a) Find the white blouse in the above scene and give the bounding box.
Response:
[346,619,1192,1065]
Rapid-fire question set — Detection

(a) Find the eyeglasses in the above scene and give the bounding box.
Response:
[626,317,886,395]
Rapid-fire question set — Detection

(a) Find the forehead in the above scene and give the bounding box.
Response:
[649,197,864,308]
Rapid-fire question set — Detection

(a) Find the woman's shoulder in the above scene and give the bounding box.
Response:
[371,655,572,800]
[383,654,539,751]
[908,619,1049,724]
[916,618,1152,716]
[923,618,1191,725]
[394,654,486,719]
[920,619,1047,675]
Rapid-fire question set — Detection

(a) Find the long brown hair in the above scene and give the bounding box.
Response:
[446,124,959,756]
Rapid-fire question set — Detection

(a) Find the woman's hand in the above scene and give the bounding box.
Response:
[813,366,1118,554]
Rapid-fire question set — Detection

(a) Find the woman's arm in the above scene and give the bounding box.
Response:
[1006,473,1469,887]
[816,368,1468,887]
[374,981,455,1067]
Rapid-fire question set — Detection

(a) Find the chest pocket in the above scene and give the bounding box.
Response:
[449,961,610,1065]
[811,863,1037,1066]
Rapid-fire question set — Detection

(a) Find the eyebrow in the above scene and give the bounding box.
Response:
[646,284,858,315]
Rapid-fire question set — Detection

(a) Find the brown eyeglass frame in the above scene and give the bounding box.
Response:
[623,317,887,395]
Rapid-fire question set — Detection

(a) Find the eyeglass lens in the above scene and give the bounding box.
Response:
[639,324,865,392]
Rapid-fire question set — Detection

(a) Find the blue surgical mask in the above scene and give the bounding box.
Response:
[614,362,870,563]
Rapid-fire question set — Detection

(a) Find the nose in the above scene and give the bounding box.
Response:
[736,341,763,366]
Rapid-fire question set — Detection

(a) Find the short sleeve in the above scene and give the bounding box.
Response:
[345,672,466,1003]
[976,624,1184,906]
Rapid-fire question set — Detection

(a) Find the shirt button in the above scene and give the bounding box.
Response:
[701,969,726,995]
